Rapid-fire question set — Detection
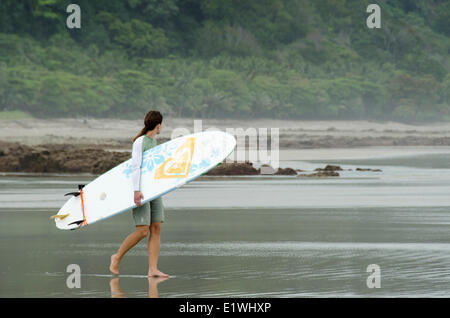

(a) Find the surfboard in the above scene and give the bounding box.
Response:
[52,131,236,230]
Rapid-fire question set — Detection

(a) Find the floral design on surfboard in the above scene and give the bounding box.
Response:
[121,137,218,179]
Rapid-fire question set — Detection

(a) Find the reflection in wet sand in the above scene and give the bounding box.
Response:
[148,277,170,298]
[110,277,170,298]
[110,277,126,298]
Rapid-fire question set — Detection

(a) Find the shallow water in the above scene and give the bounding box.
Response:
[1,147,450,297]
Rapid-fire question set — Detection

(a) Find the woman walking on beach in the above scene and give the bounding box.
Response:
[109,110,169,278]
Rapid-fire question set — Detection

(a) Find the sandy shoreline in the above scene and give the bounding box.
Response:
[1,117,450,174]
[1,117,450,149]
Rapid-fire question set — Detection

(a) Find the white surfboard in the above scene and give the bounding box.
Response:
[52,131,236,230]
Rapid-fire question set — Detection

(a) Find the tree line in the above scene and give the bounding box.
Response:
[0,0,449,121]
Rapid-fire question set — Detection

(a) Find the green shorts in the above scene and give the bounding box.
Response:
[132,196,164,226]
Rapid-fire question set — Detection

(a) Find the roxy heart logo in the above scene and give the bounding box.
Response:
[155,137,195,179]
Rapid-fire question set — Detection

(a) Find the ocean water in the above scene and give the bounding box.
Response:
[1,148,450,297]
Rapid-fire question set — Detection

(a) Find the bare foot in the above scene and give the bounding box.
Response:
[109,254,120,275]
[148,269,169,278]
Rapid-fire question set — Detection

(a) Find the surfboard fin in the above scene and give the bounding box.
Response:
[64,184,86,197]
[50,213,70,221]
[64,191,80,197]
[68,220,84,226]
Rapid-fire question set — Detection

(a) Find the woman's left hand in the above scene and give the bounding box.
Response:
[134,191,144,207]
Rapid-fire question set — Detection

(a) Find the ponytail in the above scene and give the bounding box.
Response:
[132,127,149,142]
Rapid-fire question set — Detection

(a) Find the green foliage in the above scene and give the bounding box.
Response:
[200,0,309,47]
[0,0,449,121]
[389,72,445,120]
[96,12,169,58]
[194,21,262,58]
[432,1,450,36]
[0,110,32,120]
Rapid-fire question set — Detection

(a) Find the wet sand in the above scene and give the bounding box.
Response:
[1,149,450,297]
[1,117,450,149]
[2,118,450,297]
[2,205,450,297]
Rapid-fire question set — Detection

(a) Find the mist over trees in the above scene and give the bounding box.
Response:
[0,0,449,121]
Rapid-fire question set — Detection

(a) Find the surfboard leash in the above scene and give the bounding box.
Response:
[77,184,88,229]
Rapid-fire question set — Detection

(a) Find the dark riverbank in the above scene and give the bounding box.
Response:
[0,141,384,176]
[0,141,130,174]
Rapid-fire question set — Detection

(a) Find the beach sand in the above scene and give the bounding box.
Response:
[1,117,450,149]
[2,119,450,297]
[2,117,450,174]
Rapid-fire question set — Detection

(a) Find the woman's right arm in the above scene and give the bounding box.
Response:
[131,136,144,206]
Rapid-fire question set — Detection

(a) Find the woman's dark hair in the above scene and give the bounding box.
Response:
[133,110,163,142]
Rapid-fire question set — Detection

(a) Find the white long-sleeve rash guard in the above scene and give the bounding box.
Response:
[131,135,145,192]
